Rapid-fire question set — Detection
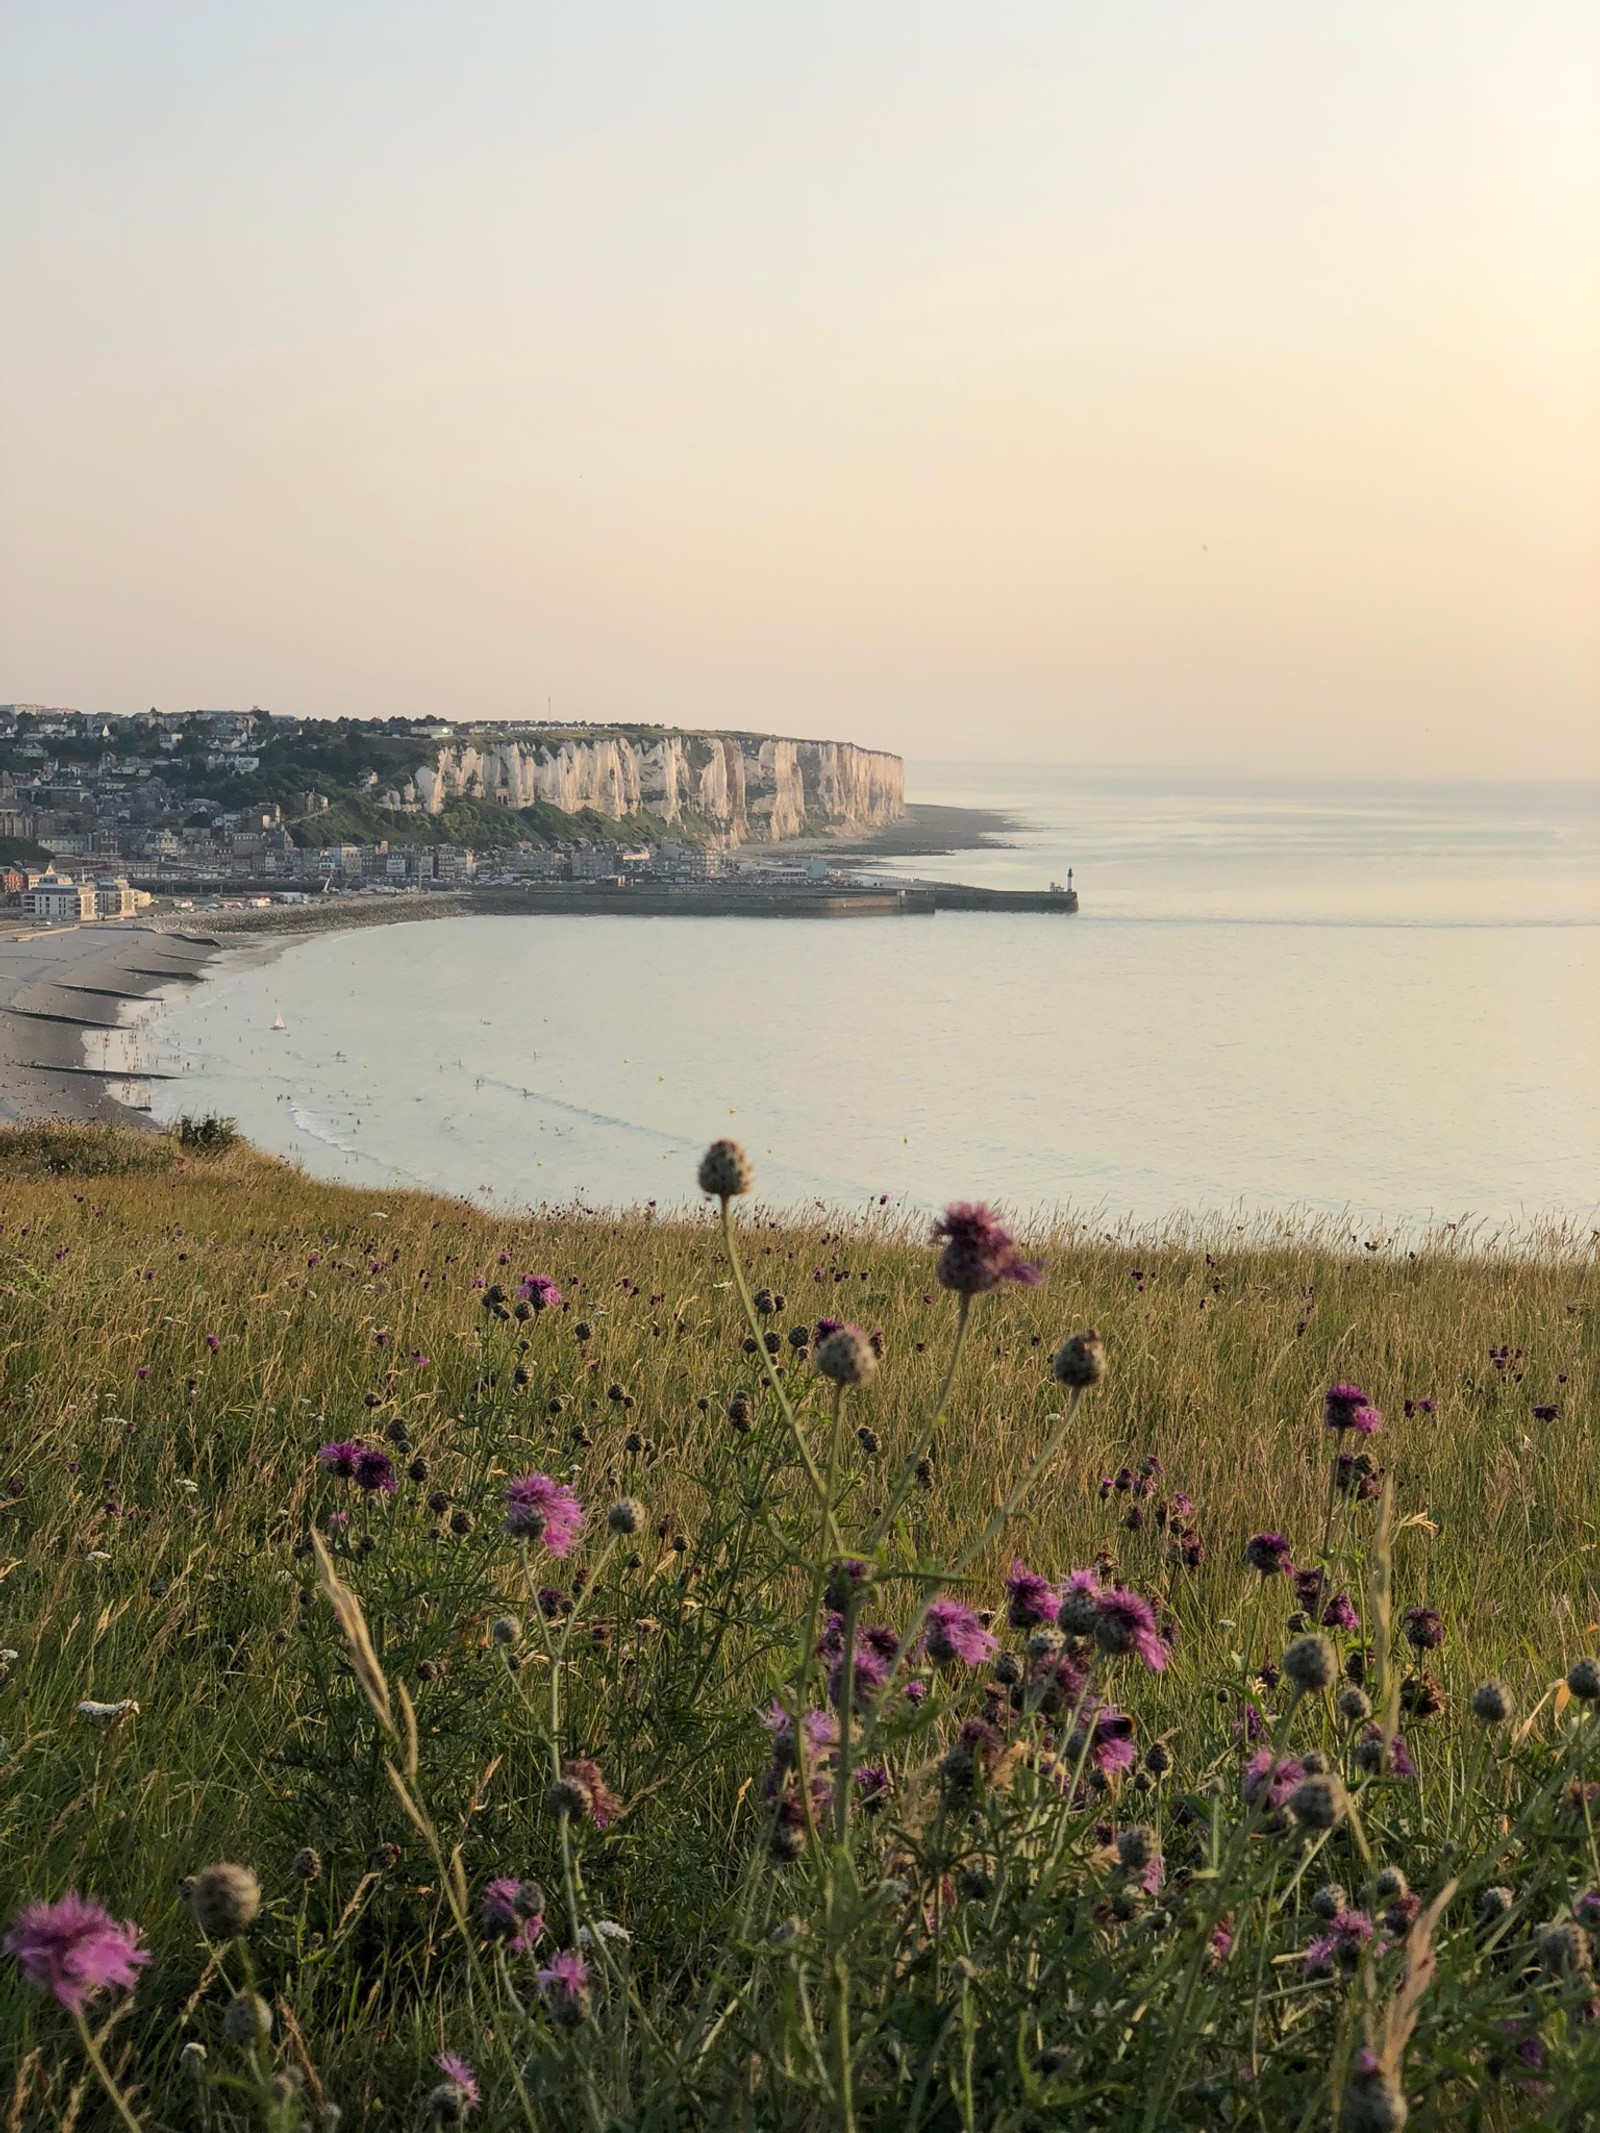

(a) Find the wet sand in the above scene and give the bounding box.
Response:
[0,921,225,1124]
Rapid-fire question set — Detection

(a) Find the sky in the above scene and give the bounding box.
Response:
[1,2,1597,779]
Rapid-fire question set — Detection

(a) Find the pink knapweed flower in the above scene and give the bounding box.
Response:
[1304,1909,1374,1977]
[5,1892,149,2012]
[1093,1585,1170,1671]
[930,1203,1041,1295]
[502,1474,584,1553]
[434,2054,480,2111]
[1241,1750,1305,1810]
[1005,1560,1059,1631]
[1323,1383,1369,1430]
[516,1274,564,1312]
[535,1948,590,2023]
[922,1597,998,1667]
[1244,1532,1294,1577]
[479,1876,544,1955]
[1066,1703,1137,1779]
[317,1440,364,1479]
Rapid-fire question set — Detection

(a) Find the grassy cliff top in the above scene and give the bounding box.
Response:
[1,1126,1595,2124]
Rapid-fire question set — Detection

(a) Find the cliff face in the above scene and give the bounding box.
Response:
[409,731,904,845]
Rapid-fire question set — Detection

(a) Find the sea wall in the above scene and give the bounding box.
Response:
[408,732,904,845]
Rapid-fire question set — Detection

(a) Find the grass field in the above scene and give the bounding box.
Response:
[0,1125,1595,2129]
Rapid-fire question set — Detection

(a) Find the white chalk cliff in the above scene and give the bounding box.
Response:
[409,731,903,845]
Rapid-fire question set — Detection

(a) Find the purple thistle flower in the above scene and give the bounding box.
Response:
[1241,1750,1305,1810]
[1321,1592,1361,1632]
[1092,1585,1170,1672]
[922,1597,998,1667]
[516,1274,564,1312]
[828,1639,890,1709]
[352,1447,397,1495]
[1402,1606,1445,1651]
[1066,1703,1137,1779]
[502,1474,584,1554]
[535,1948,590,2023]
[1304,1909,1375,1977]
[435,2054,481,2111]
[1293,1567,1324,1609]
[1533,1403,1561,1422]
[763,1704,839,1760]
[1323,1383,1369,1431]
[1056,1567,1104,1635]
[1349,1404,1383,1436]
[317,1440,364,1479]
[1134,1848,1165,1896]
[5,1893,149,2012]
[1005,1560,1059,1631]
[854,1763,891,1814]
[479,1877,544,1955]
[1244,1532,1294,1577]
[930,1203,1042,1296]
[1358,1724,1417,1777]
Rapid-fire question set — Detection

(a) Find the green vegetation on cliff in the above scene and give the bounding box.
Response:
[0,1128,1595,2126]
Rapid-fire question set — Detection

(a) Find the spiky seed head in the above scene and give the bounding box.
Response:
[607,1498,646,1536]
[1288,1773,1347,1832]
[1470,1679,1511,1724]
[290,1847,322,1883]
[813,1326,877,1389]
[1283,1634,1337,1694]
[1537,1920,1592,1976]
[1116,1825,1156,1872]
[1568,1657,1600,1701]
[1299,1750,1328,1774]
[546,1776,591,1821]
[1478,1885,1514,1922]
[1374,1867,1408,1902]
[223,1992,273,2045]
[698,1140,753,1199]
[187,1863,262,1939]
[1051,1331,1105,1389]
[180,2041,208,2080]
[1311,1882,1348,1920]
[491,1616,521,1647]
[1342,2062,1408,2133]
[1144,1741,1173,1776]
[1336,1685,1373,1723]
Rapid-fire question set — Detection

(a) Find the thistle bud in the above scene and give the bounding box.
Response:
[223,1992,273,2046]
[814,1326,877,1389]
[698,1140,753,1199]
[1282,1634,1336,1694]
[1470,1680,1511,1724]
[187,1863,262,1939]
[1051,1331,1105,1389]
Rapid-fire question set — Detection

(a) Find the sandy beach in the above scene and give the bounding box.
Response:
[0,920,228,1124]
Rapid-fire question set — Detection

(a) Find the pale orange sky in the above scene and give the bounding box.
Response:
[2,3,1597,777]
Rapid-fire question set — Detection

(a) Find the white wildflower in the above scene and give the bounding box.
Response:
[577,1920,631,1948]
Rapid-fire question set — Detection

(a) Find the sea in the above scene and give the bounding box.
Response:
[138,765,1600,1238]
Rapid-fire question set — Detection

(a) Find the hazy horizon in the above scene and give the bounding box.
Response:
[3,3,1597,782]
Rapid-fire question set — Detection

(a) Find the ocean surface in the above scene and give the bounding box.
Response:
[139,766,1600,1234]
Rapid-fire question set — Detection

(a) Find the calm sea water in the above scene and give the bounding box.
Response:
[142,767,1600,1232]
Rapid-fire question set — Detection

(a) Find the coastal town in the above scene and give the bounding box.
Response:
[0,705,1077,920]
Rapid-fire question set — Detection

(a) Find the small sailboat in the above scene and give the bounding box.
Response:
[271,1013,286,1031]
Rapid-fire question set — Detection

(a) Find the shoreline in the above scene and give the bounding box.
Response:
[0,920,233,1127]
